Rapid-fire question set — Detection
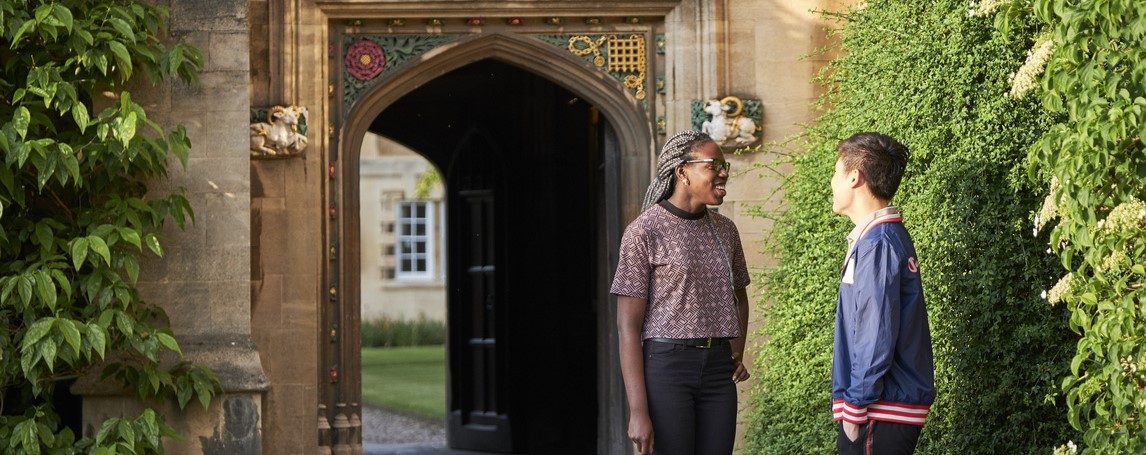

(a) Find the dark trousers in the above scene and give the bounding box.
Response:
[837,420,922,455]
[643,341,737,455]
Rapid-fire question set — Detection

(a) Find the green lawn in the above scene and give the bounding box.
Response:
[360,346,446,420]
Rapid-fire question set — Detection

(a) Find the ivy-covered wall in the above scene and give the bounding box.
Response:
[742,1,1078,453]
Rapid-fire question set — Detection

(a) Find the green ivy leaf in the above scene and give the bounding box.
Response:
[124,255,139,285]
[40,339,57,372]
[18,275,33,307]
[11,19,36,47]
[155,332,180,355]
[71,237,89,270]
[72,102,89,133]
[34,270,56,311]
[118,227,142,250]
[87,235,111,265]
[52,4,72,32]
[87,323,107,359]
[107,17,135,42]
[144,233,163,257]
[21,319,54,350]
[106,41,132,80]
[13,107,30,140]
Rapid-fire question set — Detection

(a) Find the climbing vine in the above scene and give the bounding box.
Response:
[742,0,1076,453]
[990,0,1146,452]
[0,0,217,452]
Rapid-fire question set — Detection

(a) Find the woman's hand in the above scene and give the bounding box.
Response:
[732,358,751,383]
[628,411,655,454]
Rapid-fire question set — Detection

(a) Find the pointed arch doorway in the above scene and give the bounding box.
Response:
[334,32,652,453]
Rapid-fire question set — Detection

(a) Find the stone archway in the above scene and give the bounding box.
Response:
[330,31,654,453]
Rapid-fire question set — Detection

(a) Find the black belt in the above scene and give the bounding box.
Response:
[645,337,731,349]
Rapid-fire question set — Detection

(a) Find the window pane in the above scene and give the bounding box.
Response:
[415,223,426,236]
[415,242,426,253]
[401,259,412,271]
[400,241,412,254]
[415,258,426,272]
[401,204,411,218]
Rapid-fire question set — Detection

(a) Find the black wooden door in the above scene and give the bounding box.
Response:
[446,129,513,452]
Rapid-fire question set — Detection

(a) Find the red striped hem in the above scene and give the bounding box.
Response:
[833,400,928,426]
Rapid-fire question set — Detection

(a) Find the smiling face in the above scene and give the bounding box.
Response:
[677,140,729,209]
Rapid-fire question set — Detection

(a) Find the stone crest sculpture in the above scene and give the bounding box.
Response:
[700,96,758,148]
[250,105,309,158]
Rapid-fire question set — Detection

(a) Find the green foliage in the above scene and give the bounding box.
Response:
[361,315,446,348]
[1004,0,1146,451]
[412,168,440,199]
[0,0,214,452]
[743,1,1076,453]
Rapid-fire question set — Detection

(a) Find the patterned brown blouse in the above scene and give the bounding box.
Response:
[610,201,751,339]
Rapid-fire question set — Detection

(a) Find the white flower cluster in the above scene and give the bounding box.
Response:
[1047,273,1073,306]
[1099,249,1127,274]
[1008,38,1055,98]
[1052,440,1078,455]
[969,0,1010,17]
[1100,198,1146,234]
[1034,177,1061,236]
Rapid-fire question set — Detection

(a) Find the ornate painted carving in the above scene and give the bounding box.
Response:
[345,40,385,81]
[250,105,309,159]
[538,34,648,101]
[342,35,460,113]
[692,96,762,148]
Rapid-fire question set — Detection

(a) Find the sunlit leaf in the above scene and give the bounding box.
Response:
[88,235,111,265]
[13,107,30,139]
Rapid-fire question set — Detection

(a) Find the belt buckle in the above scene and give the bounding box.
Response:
[697,337,712,349]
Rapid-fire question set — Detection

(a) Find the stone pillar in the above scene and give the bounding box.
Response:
[73,0,268,453]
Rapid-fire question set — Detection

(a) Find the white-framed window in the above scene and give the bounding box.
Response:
[394,201,434,280]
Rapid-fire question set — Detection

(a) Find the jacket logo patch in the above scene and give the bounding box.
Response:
[907,256,919,273]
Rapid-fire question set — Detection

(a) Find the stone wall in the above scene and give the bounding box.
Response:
[248,0,327,451]
[77,0,269,453]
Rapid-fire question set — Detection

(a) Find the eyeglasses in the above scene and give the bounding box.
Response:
[682,158,731,173]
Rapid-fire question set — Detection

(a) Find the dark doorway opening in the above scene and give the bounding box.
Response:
[368,59,603,454]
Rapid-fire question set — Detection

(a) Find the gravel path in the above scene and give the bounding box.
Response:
[361,404,447,446]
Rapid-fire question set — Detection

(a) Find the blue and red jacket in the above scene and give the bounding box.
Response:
[832,213,935,426]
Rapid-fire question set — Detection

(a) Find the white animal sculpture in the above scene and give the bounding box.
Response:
[701,97,757,147]
[251,105,309,157]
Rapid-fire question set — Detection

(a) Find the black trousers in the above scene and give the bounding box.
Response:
[643,341,737,455]
[837,420,922,455]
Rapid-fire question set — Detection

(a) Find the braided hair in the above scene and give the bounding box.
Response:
[641,130,714,211]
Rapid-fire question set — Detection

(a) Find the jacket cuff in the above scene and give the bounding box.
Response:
[832,400,869,424]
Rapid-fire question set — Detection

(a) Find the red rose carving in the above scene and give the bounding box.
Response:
[346,40,385,81]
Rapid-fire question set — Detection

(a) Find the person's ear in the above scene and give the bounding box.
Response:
[850,169,863,188]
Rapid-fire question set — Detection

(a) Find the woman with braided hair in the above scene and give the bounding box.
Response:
[611,131,752,454]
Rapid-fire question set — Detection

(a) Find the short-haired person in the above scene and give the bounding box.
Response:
[830,132,935,454]
[611,131,751,455]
